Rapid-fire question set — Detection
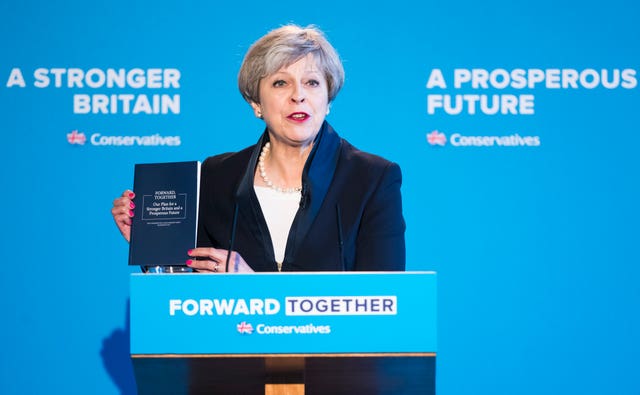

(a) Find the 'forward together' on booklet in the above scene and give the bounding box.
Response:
[128,161,201,267]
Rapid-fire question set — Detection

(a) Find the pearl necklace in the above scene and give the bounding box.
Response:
[258,142,303,194]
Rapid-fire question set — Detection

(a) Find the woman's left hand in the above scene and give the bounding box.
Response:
[186,247,254,273]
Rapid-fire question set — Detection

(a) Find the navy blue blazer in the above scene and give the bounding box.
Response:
[197,122,405,272]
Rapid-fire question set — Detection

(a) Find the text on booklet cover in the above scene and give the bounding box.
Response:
[142,190,187,220]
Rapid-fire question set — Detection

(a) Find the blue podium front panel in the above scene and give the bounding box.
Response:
[130,272,436,355]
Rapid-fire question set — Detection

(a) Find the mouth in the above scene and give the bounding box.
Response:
[287,112,310,122]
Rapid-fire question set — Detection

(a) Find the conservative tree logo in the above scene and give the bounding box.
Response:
[67,130,87,145]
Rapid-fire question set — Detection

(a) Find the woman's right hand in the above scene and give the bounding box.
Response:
[111,189,135,242]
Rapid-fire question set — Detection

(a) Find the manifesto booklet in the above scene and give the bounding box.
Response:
[128,161,201,267]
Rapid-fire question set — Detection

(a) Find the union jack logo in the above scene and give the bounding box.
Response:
[237,321,253,334]
[67,130,87,145]
[426,130,447,146]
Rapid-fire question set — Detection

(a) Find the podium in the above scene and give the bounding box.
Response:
[130,272,436,394]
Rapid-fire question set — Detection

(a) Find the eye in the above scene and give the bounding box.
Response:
[307,79,320,87]
[272,79,286,87]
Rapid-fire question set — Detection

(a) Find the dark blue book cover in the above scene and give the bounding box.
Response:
[128,161,201,266]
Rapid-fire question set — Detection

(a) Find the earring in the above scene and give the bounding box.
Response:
[257,110,263,119]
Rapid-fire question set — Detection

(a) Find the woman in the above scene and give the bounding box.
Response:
[112,24,405,273]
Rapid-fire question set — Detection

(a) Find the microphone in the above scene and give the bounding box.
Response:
[299,183,308,209]
[225,202,239,273]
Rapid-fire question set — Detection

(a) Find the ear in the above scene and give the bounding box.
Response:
[250,102,263,119]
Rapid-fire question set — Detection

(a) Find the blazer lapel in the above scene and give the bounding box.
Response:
[235,132,277,268]
[284,121,342,265]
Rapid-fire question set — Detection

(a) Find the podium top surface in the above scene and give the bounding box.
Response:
[130,271,437,355]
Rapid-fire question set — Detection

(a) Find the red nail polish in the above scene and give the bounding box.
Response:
[129,201,135,209]
[186,260,192,266]
[129,210,134,217]
[187,249,193,255]
[128,192,135,199]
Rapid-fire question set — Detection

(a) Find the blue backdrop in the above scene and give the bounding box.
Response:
[2,1,638,394]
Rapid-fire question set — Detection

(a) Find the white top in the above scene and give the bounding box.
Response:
[254,186,301,265]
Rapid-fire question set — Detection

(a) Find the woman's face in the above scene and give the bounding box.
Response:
[252,54,329,148]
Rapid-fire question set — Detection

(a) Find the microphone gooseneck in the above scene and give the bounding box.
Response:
[225,202,239,273]
[336,204,345,271]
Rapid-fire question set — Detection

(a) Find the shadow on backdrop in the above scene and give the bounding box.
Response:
[101,299,137,395]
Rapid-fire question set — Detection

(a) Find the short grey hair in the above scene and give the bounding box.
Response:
[238,24,345,104]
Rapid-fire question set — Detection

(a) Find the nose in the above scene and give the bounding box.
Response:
[291,83,305,103]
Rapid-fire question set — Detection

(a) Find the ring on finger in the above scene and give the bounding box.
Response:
[213,262,219,272]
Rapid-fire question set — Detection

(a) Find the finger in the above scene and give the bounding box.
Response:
[187,259,225,273]
[188,247,229,263]
[112,205,133,223]
[113,190,135,211]
[111,204,132,217]
[113,197,135,210]
[114,189,134,204]
[113,196,127,207]
[113,215,132,227]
